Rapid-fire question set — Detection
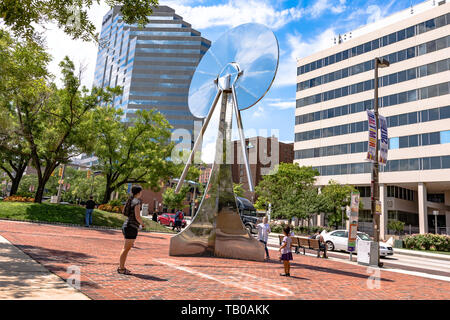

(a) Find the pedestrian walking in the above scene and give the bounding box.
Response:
[173,209,184,232]
[257,216,271,260]
[152,211,158,222]
[279,226,293,277]
[118,186,144,275]
[85,196,96,227]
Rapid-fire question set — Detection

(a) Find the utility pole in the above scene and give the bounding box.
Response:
[56,164,66,203]
[372,57,389,268]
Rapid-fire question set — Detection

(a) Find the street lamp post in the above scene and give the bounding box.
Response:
[372,57,389,268]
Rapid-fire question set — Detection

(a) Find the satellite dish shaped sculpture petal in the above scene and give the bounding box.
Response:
[188,23,279,118]
[170,23,279,262]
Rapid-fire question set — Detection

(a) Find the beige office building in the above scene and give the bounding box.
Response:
[294,0,450,238]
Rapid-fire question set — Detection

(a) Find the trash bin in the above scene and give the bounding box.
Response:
[141,203,148,216]
[357,240,379,266]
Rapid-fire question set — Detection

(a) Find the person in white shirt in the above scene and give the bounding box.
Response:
[257,216,271,260]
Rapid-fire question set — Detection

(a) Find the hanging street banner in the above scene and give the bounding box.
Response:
[379,115,388,165]
[366,110,377,162]
[348,191,360,252]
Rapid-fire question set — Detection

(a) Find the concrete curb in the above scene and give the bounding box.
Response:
[392,248,450,261]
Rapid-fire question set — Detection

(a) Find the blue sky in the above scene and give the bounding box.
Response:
[43,0,419,143]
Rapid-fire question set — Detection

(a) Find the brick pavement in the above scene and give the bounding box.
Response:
[0,220,449,300]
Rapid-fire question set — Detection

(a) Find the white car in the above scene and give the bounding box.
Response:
[322,230,394,257]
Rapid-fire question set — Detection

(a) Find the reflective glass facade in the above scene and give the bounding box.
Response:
[93,5,211,132]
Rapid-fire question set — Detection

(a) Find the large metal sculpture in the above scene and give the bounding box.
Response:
[169,23,279,261]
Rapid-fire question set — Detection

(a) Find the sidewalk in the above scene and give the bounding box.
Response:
[0,235,89,300]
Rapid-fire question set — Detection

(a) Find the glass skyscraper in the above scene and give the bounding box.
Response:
[93,5,211,132]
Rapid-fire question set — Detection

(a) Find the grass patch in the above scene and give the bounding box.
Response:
[0,202,174,234]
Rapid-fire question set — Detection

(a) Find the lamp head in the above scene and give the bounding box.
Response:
[377,58,390,68]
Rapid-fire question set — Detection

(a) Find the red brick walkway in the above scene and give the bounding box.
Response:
[1,220,449,300]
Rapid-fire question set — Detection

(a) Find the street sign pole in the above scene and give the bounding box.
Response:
[433,210,439,234]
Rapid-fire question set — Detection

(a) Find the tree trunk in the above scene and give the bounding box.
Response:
[34,183,45,203]
[102,186,114,204]
[9,176,21,196]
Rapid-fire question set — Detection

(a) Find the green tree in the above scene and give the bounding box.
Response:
[1,0,159,41]
[90,106,173,203]
[319,180,360,229]
[162,186,189,212]
[233,183,245,197]
[255,163,319,222]
[388,220,405,235]
[0,30,45,195]
[8,51,116,202]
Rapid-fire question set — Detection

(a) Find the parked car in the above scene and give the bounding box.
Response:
[236,197,264,234]
[157,213,187,228]
[322,230,394,257]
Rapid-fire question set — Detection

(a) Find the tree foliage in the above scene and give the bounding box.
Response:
[0,0,159,41]
[233,183,245,197]
[162,186,189,212]
[319,180,360,229]
[90,106,173,203]
[255,163,319,221]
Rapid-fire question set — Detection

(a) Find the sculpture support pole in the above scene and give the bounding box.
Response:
[231,85,254,192]
[175,90,222,194]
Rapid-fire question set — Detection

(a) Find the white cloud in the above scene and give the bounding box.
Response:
[305,0,347,18]
[273,28,335,88]
[164,0,303,30]
[39,1,109,89]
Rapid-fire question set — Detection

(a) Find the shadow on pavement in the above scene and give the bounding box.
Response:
[264,259,394,282]
[131,273,168,282]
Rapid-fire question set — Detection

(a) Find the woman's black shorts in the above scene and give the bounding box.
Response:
[122,226,138,239]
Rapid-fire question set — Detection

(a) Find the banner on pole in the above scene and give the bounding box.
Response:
[348,191,360,252]
[366,110,377,162]
[379,115,388,165]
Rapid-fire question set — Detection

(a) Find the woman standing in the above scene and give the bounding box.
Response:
[118,186,144,275]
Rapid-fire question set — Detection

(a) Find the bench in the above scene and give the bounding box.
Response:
[278,235,327,258]
[278,235,300,253]
[308,238,327,258]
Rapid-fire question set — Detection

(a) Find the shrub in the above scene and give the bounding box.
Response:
[98,203,123,213]
[404,234,450,252]
[4,196,35,203]
[388,220,405,235]
[108,199,122,207]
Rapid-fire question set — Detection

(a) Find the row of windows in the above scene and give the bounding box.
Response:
[355,186,415,201]
[135,48,203,54]
[296,56,450,108]
[295,82,450,142]
[390,130,450,149]
[128,100,187,107]
[134,56,199,63]
[387,186,415,201]
[296,89,450,126]
[313,155,450,176]
[298,13,450,76]
[136,39,203,45]
[297,104,450,140]
[133,64,196,71]
[294,129,450,160]
[297,35,450,91]
[129,91,188,97]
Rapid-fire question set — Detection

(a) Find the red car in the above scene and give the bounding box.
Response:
[157,213,186,228]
